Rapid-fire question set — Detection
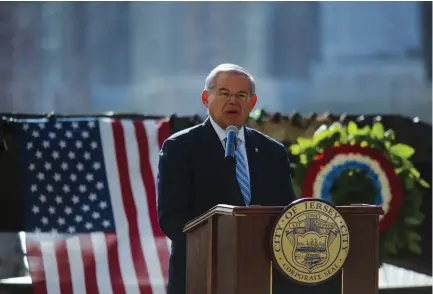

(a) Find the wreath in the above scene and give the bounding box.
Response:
[289,120,430,266]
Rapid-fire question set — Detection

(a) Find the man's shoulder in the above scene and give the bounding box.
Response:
[247,127,285,151]
[163,123,204,147]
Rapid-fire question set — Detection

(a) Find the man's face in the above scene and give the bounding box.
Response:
[202,72,257,129]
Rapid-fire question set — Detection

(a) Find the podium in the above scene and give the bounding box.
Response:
[183,204,383,294]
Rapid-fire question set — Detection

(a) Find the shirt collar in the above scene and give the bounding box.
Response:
[209,116,245,143]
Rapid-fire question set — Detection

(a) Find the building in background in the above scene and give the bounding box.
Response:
[0,1,431,123]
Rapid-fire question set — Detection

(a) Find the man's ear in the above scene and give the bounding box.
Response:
[249,94,258,111]
[202,90,209,107]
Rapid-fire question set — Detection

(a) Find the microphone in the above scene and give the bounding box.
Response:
[224,125,239,160]
[224,125,243,205]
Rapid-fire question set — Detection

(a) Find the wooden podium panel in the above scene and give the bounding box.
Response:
[183,204,383,294]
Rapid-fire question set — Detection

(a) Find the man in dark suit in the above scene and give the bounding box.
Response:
[157,63,297,294]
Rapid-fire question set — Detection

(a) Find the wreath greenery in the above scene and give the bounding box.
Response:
[289,120,430,266]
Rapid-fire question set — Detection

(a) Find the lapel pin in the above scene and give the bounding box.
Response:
[255,148,259,152]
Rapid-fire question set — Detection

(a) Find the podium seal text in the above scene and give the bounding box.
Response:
[271,198,350,285]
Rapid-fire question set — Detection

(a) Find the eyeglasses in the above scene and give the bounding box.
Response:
[216,91,250,101]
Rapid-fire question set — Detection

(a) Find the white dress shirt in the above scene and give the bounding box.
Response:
[209,116,250,182]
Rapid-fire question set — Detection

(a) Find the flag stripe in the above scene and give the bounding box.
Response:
[148,120,171,276]
[136,121,170,286]
[157,119,171,151]
[67,236,86,294]
[79,234,99,294]
[121,121,165,293]
[92,233,113,294]
[150,121,173,253]
[40,240,61,293]
[112,120,152,294]
[100,120,135,294]
[152,119,171,282]
[56,240,73,294]
[107,234,127,294]
[27,241,48,294]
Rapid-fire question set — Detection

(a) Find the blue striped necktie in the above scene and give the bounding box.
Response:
[234,139,251,206]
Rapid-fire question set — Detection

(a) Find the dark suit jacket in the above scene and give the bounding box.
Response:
[157,117,297,294]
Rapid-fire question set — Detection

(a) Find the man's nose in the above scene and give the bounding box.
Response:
[227,95,239,102]
[227,98,239,105]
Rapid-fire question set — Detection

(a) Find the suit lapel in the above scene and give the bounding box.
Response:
[201,117,225,157]
[201,117,245,206]
[244,128,261,204]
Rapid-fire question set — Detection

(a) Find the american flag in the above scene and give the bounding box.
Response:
[18,118,172,294]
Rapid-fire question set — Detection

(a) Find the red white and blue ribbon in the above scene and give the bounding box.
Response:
[301,144,403,232]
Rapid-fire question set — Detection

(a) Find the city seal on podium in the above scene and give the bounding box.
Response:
[271,198,350,285]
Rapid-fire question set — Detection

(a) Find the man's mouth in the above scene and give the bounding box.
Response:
[226,110,240,115]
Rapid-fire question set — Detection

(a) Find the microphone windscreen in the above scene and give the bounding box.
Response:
[225,125,239,134]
